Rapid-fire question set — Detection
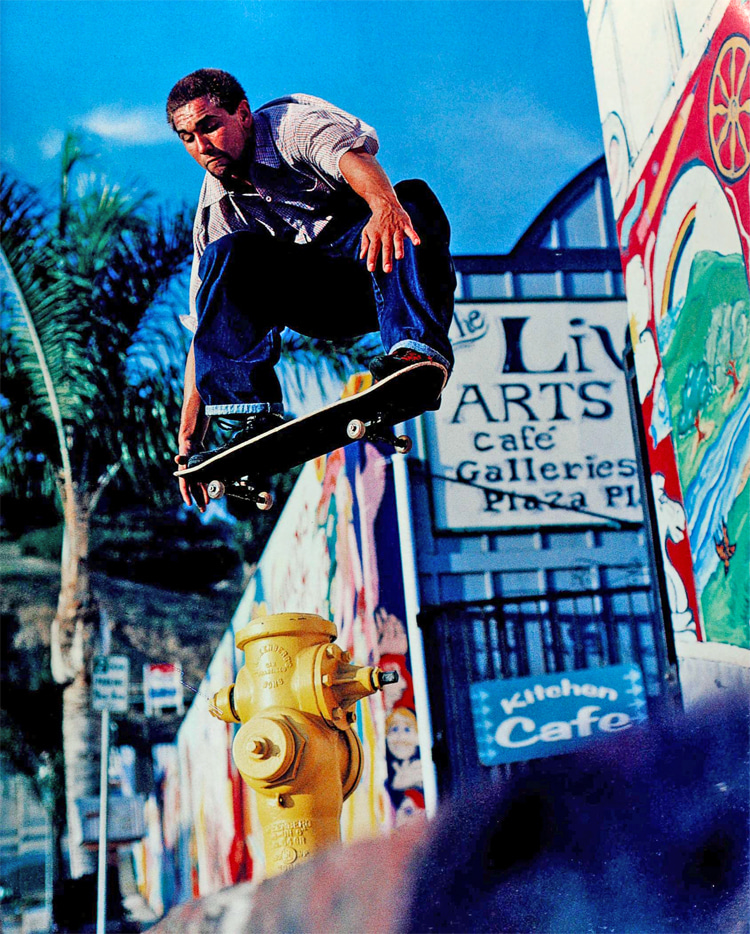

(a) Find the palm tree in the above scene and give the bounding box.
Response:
[0,137,193,876]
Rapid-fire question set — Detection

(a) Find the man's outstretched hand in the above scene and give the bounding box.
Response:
[339,150,421,274]
[359,198,421,273]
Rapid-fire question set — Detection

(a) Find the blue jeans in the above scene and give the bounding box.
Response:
[193,179,455,415]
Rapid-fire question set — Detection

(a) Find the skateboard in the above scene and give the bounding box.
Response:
[175,361,447,510]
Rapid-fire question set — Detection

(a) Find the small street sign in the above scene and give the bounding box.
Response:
[92,655,130,714]
[470,663,647,765]
[143,662,185,716]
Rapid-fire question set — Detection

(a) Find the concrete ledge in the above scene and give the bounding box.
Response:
[676,640,750,710]
[150,819,426,934]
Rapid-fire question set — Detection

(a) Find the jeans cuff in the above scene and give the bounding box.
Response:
[390,340,452,373]
[205,402,284,416]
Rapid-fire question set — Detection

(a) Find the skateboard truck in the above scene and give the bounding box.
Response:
[206,477,274,511]
[346,418,413,454]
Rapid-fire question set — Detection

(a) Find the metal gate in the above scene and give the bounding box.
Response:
[419,584,678,796]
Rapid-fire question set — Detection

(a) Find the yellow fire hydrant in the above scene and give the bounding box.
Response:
[209,612,398,876]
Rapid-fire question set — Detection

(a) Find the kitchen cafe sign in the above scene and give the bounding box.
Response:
[425,302,643,530]
[470,664,648,765]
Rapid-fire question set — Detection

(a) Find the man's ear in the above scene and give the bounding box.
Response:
[237,99,253,128]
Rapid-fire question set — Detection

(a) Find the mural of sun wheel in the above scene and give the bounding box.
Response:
[708,33,750,182]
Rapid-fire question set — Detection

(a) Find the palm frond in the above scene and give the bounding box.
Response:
[0,316,61,503]
[0,174,90,484]
[1,141,193,505]
[63,200,193,470]
[1,174,97,400]
[59,132,93,235]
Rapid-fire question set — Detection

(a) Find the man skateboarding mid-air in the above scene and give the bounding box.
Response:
[168,69,455,509]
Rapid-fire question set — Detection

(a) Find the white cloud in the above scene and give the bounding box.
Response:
[464,88,600,169]
[79,105,172,146]
[40,129,65,159]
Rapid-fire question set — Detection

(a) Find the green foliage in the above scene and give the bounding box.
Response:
[662,251,750,390]
[0,173,92,431]
[0,609,65,801]
[0,140,194,513]
[700,493,750,649]
[8,510,244,590]
[704,299,749,391]
[90,509,243,591]
[0,309,62,529]
[665,252,750,489]
[664,251,749,434]
[279,329,381,402]
[17,525,64,560]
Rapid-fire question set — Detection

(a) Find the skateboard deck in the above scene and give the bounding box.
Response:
[175,361,446,509]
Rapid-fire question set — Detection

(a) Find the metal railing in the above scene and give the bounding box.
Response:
[419,585,675,795]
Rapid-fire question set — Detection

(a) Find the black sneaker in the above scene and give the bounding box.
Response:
[187,412,286,468]
[369,348,447,411]
[369,348,437,382]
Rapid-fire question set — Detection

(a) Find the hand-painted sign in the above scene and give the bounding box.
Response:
[470,664,647,765]
[92,655,130,714]
[426,302,642,530]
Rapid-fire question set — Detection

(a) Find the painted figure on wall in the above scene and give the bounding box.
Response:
[386,707,424,791]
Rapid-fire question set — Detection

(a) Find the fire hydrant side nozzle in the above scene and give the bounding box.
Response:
[311,644,395,728]
[210,612,397,876]
[210,684,240,723]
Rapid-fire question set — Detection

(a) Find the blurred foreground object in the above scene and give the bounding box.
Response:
[406,694,749,932]
[154,695,748,932]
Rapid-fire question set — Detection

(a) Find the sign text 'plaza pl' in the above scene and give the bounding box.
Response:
[427,301,642,530]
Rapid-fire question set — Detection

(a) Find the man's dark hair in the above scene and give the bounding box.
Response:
[166,68,247,128]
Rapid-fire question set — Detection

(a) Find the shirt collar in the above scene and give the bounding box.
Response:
[200,110,280,206]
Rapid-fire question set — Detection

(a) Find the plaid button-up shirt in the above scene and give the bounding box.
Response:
[182,93,379,332]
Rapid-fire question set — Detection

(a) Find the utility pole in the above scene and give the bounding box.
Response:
[96,706,110,934]
[92,655,130,934]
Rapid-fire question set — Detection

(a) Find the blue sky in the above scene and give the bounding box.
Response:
[1,0,603,255]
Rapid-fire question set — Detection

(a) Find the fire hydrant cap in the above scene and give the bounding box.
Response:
[236,613,337,650]
[234,715,302,784]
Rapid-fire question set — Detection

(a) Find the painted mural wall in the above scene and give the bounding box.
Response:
[585,0,750,650]
[132,631,253,916]
[233,442,427,838]
[132,425,424,914]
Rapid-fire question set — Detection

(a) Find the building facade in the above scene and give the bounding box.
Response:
[407,157,674,796]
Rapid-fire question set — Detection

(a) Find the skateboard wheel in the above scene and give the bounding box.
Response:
[394,435,413,454]
[207,480,226,500]
[255,491,274,511]
[347,418,366,440]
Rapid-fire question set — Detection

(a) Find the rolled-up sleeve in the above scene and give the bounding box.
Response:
[282,102,379,183]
